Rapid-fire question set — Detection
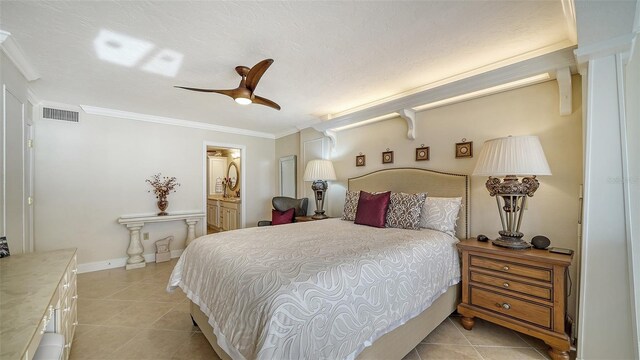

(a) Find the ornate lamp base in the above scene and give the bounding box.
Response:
[492,236,531,249]
[485,175,539,250]
[311,180,328,219]
[312,211,328,220]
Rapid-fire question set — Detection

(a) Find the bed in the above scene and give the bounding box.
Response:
[168,168,469,360]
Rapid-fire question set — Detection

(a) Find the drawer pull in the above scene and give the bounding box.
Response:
[63,283,70,290]
[73,322,78,326]
[64,307,71,312]
[496,302,511,310]
[72,295,78,300]
[72,268,78,274]
[64,343,71,349]
[503,282,510,288]
[502,265,510,271]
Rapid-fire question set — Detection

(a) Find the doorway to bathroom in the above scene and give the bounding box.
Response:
[203,143,244,235]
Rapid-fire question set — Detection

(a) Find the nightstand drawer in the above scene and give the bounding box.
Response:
[470,255,551,282]
[470,286,552,329]
[470,271,551,300]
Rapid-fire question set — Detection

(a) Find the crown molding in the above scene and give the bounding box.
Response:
[574,33,635,64]
[561,0,578,44]
[0,30,40,82]
[80,105,276,139]
[312,46,576,134]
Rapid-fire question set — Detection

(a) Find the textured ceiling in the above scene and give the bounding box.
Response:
[1,1,572,136]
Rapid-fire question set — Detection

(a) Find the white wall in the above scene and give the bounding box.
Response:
[299,129,331,215]
[33,113,275,266]
[312,77,583,320]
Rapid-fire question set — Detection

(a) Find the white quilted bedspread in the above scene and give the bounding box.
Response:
[168,219,460,360]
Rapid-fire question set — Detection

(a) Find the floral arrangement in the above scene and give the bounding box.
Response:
[222,176,232,187]
[146,173,180,200]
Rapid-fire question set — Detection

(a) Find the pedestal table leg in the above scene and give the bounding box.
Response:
[185,219,198,247]
[125,223,146,270]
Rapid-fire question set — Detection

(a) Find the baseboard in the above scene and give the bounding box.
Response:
[77,249,184,274]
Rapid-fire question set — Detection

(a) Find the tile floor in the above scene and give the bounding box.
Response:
[71,259,558,360]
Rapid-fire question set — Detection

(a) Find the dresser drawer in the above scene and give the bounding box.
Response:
[470,255,551,282]
[470,271,551,300]
[220,201,239,210]
[470,286,552,329]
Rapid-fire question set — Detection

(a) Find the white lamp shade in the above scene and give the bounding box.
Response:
[473,135,551,176]
[303,160,337,181]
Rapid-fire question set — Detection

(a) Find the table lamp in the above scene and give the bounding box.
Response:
[303,159,337,219]
[473,135,551,249]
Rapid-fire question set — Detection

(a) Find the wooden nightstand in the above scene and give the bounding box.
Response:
[456,239,573,360]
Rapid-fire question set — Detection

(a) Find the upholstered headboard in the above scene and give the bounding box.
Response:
[348,167,469,239]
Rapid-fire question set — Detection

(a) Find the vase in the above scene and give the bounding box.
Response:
[223,184,227,198]
[157,198,169,216]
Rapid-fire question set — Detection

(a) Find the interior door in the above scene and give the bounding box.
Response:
[208,157,227,196]
[24,121,34,252]
[4,88,25,253]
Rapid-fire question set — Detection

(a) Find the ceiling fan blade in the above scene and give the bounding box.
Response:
[174,86,236,98]
[252,95,281,110]
[245,59,274,92]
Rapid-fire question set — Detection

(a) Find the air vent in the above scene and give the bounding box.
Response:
[43,107,79,122]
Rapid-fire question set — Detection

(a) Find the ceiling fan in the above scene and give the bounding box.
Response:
[175,58,281,110]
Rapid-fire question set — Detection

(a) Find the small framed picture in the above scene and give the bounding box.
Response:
[0,237,10,258]
[456,141,473,158]
[415,146,430,161]
[382,151,394,164]
[356,155,366,167]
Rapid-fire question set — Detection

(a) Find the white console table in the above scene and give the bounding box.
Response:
[117,211,205,270]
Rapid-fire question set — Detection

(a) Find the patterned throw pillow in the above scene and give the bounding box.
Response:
[342,190,360,221]
[420,197,462,237]
[385,192,427,230]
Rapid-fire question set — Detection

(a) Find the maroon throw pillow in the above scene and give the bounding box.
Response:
[354,191,391,228]
[272,208,295,225]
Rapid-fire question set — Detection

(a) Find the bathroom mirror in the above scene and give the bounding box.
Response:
[227,162,239,191]
[279,155,297,198]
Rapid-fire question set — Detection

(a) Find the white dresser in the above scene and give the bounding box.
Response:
[0,249,78,360]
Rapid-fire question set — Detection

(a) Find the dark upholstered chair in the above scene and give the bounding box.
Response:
[257,197,309,226]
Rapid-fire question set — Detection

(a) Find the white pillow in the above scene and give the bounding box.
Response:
[420,197,462,237]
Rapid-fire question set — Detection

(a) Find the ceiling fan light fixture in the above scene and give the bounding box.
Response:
[234,97,252,105]
[175,58,280,110]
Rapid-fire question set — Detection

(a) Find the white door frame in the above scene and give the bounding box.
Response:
[202,141,246,235]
